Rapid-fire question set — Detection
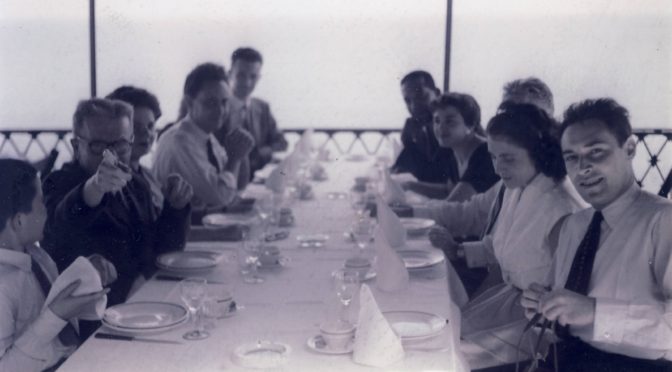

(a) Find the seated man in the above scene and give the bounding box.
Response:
[216,47,287,179]
[106,85,194,220]
[153,62,255,218]
[392,70,458,184]
[42,98,191,309]
[521,99,672,372]
[0,159,110,371]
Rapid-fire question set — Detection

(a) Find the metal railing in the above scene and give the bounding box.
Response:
[1,127,671,196]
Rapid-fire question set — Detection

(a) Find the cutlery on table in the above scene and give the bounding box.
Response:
[154,275,225,284]
[95,333,182,345]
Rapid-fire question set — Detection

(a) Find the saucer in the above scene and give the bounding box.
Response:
[306,335,354,355]
[259,256,290,270]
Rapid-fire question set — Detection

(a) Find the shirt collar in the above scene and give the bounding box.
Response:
[599,182,640,229]
[180,115,211,143]
[0,247,31,272]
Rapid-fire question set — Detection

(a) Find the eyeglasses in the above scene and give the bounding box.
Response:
[75,135,133,156]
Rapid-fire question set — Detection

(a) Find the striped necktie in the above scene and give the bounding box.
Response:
[206,139,221,173]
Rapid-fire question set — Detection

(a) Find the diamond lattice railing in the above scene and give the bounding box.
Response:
[1,127,671,196]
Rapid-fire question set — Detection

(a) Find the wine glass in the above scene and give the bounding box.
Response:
[333,269,360,327]
[349,190,367,216]
[240,230,264,284]
[179,278,209,340]
[351,216,376,253]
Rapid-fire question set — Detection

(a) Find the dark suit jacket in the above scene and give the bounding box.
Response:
[41,162,190,306]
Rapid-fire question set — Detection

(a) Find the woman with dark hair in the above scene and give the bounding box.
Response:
[413,104,586,369]
[403,93,499,201]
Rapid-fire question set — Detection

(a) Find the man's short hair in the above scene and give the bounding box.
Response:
[400,70,438,91]
[431,92,484,135]
[0,159,38,233]
[73,98,134,135]
[231,47,263,65]
[106,86,162,119]
[183,62,228,99]
[560,98,632,145]
[502,77,554,116]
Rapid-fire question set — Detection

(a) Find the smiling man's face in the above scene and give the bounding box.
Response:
[561,119,636,210]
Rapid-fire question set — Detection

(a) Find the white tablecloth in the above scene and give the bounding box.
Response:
[59,158,469,372]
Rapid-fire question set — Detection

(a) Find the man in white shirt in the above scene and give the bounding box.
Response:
[0,159,110,371]
[521,98,672,371]
[153,62,255,216]
[215,47,287,180]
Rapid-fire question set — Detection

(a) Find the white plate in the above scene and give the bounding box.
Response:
[202,213,254,228]
[397,249,445,269]
[400,218,435,236]
[306,335,354,355]
[383,311,446,341]
[232,341,291,369]
[103,302,188,332]
[156,251,219,273]
[297,234,330,248]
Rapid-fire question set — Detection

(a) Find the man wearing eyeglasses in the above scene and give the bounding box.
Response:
[41,98,191,338]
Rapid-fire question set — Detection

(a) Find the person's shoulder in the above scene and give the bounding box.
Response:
[42,162,83,191]
[250,97,270,109]
[0,264,26,299]
[635,189,672,217]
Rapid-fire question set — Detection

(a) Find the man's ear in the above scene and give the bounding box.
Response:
[70,138,80,160]
[624,135,637,159]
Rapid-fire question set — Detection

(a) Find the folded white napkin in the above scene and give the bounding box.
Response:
[376,195,406,248]
[295,129,314,156]
[374,228,409,293]
[382,169,406,205]
[265,165,286,193]
[353,284,404,367]
[44,256,107,321]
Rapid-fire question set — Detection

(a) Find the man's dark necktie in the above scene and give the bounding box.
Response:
[481,185,506,239]
[31,258,80,346]
[556,210,604,339]
[206,139,220,173]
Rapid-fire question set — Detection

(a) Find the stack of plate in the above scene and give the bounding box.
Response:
[396,249,445,276]
[156,251,220,275]
[102,302,188,335]
[400,218,435,238]
[383,310,446,344]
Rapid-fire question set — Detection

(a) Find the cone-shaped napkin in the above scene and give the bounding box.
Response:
[374,227,409,292]
[45,256,107,320]
[265,165,286,193]
[295,129,314,156]
[382,169,406,205]
[376,195,406,248]
[353,284,405,367]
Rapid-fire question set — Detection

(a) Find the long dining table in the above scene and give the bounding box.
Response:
[58,156,470,372]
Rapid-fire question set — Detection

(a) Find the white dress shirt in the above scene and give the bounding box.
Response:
[153,116,237,212]
[552,183,672,360]
[0,244,73,372]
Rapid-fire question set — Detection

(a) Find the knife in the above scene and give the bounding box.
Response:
[95,332,182,345]
[154,275,226,284]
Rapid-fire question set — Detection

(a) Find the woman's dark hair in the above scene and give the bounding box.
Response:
[0,159,38,233]
[487,103,566,181]
[183,62,228,99]
[431,92,484,136]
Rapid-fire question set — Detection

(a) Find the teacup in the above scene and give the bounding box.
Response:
[319,323,355,351]
[259,245,281,266]
[344,257,372,280]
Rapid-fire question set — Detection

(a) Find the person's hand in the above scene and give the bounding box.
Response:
[258,146,274,162]
[389,203,413,217]
[400,180,417,191]
[87,254,117,287]
[428,225,460,259]
[521,282,550,320]
[224,127,255,161]
[537,288,596,328]
[83,150,132,207]
[48,280,109,321]
[164,173,193,210]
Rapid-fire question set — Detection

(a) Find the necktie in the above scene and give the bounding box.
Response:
[206,139,220,173]
[31,258,80,346]
[556,210,604,339]
[481,185,506,239]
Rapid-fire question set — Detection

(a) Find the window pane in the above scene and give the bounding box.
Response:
[96,0,447,130]
[0,0,89,129]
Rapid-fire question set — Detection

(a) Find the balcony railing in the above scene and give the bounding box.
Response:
[2,127,671,196]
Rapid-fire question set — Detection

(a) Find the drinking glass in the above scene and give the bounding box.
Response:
[349,190,367,216]
[179,278,209,340]
[240,231,264,284]
[351,216,376,253]
[333,269,360,327]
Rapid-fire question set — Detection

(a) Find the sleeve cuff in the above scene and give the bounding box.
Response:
[462,241,490,268]
[14,308,67,359]
[592,297,627,344]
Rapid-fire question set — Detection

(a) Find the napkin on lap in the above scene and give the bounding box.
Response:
[353,284,404,367]
[376,195,406,248]
[374,228,409,292]
[382,170,407,205]
[44,256,107,321]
